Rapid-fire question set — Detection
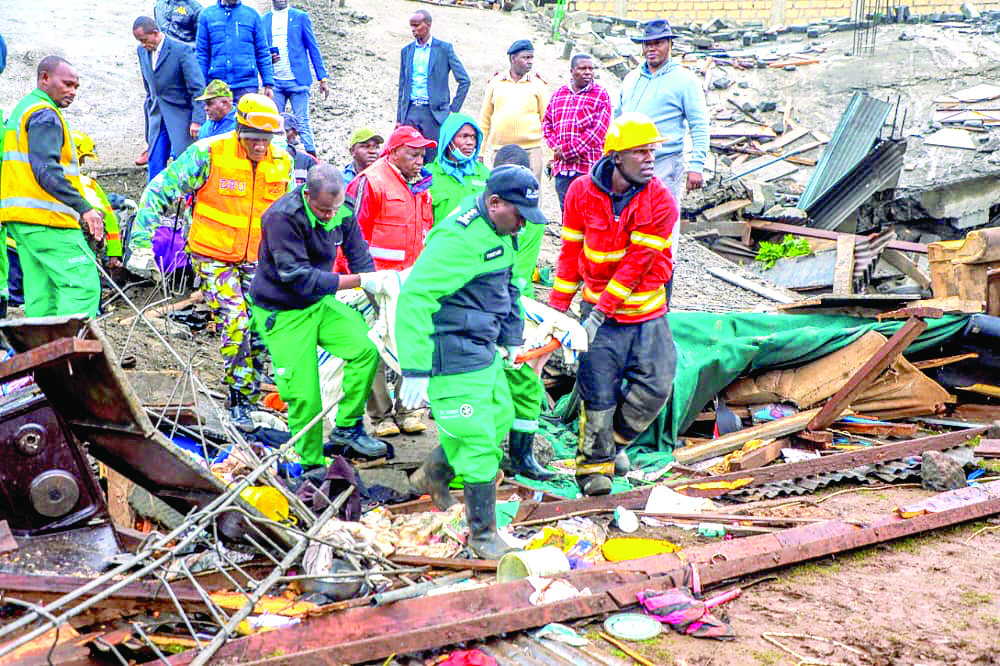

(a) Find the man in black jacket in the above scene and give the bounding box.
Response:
[249,164,387,469]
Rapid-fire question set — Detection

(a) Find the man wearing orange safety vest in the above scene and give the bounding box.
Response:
[0,56,106,318]
[129,93,293,430]
[347,124,436,438]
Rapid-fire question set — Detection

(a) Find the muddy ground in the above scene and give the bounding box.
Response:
[4,1,1000,664]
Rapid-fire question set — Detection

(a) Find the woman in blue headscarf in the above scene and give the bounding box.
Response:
[426,113,492,224]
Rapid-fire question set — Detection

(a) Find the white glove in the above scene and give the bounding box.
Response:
[501,344,522,369]
[359,270,394,296]
[399,376,430,411]
[126,246,158,280]
[582,310,606,344]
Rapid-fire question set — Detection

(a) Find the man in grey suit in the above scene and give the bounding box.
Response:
[134,16,206,180]
[397,10,470,161]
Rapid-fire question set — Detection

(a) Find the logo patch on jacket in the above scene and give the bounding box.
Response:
[218,178,247,195]
[484,246,504,261]
[267,182,285,196]
[456,209,478,227]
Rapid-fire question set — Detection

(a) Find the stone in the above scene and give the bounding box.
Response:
[920,451,967,491]
[691,36,715,49]
[763,205,807,219]
[742,30,754,46]
[899,31,915,40]
[738,81,751,88]
[759,101,778,112]
[783,64,797,71]
[962,2,982,19]
[742,102,757,114]
[712,77,731,89]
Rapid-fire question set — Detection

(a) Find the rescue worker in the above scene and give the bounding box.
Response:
[548,113,678,496]
[72,131,124,269]
[128,94,293,430]
[396,165,546,559]
[0,56,105,318]
[349,124,436,437]
[250,164,388,467]
[426,113,490,223]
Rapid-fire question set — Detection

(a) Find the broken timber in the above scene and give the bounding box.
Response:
[162,477,1000,665]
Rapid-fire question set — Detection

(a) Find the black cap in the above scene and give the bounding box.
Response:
[507,39,534,55]
[487,165,546,225]
[631,19,675,43]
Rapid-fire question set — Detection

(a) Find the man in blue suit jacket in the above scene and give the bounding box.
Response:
[263,0,329,156]
[134,16,206,181]
[196,0,274,102]
[397,10,470,161]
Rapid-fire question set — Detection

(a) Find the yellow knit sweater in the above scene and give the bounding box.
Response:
[478,71,551,150]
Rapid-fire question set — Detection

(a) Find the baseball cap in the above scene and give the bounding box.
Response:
[386,125,437,153]
[195,79,233,101]
[349,127,384,147]
[280,112,299,132]
[486,165,546,225]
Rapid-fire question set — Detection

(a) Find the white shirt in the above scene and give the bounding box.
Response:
[152,35,166,69]
[271,8,295,81]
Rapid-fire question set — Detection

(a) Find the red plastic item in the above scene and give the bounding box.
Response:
[437,649,497,666]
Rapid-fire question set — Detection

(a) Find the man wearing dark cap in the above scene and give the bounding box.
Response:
[196,79,237,139]
[479,40,550,181]
[347,124,436,437]
[342,127,383,183]
[281,112,317,184]
[396,164,546,560]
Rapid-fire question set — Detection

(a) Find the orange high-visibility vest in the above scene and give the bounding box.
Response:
[355,157,433,271]
[187,132,291,263]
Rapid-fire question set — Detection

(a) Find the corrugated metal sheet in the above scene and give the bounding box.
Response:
[798,93,894,211]
[805,139,907,232]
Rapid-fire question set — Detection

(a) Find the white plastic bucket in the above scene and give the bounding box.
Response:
[496,546,571,583]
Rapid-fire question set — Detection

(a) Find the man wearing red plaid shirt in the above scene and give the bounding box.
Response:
[542,54,612,209]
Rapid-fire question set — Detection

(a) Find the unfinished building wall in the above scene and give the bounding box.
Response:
[572,0,997,24]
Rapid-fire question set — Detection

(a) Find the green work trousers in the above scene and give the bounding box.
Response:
[7,223,99,318]
[514,221,544,299]
[505,363,544,434]
[0,225,9,299]
[252,296,379,467]
[429,354,514,484]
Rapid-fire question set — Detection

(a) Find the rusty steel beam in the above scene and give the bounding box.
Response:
[0,338,103,384]
[670,427,986,497]
[807,315,928,431]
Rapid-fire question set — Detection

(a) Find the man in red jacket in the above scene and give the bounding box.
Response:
[548,113,678,496]
[349,124,436,436]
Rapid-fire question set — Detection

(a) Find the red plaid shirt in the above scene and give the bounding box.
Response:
[542,82,612,176]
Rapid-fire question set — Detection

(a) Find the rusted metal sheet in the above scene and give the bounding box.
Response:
[807,315,928,430]
[0,338,103,384]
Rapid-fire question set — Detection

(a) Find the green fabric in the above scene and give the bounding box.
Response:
[514,219,543,299]
[511,474,635,499]
[396,200,517,375]
[251,295,379,466]
[300,186,350,231]
[627,311,971,452]
[0,225,8,299]
[427,161,490,224]
[429,354,513,484]
[506,361,545,432]
[7,222,99,317]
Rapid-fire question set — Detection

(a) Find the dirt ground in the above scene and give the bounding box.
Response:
[5,2,1000,664]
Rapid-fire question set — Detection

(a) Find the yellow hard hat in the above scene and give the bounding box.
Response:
[236,94,282,134]
[72,130,97,161]
[603,112,666,154]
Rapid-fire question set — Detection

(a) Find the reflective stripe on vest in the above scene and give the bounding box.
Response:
[188,132,291,263]
[0,93,86,229]
[361,158,433,271]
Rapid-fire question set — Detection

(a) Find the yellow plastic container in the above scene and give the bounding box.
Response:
[239,485,291,522]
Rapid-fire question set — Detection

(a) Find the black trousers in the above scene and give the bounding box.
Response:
[403,102,443,163]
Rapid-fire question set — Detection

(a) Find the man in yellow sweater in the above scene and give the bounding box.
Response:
[479,40,550,181]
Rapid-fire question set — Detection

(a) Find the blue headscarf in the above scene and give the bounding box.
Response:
[435,113,483,185]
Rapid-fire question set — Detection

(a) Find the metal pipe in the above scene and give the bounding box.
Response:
[370,570,474,607]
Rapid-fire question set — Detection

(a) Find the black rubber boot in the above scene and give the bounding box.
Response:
[409,446,458,510]
[229,389,255,433]
[464,481,514,560]
[507,431,556,481]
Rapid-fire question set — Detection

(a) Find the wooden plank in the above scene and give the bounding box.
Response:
[700,198,751,222]
[0,338,104,384]
[910,296,985,313]
[952,404,1000,423]
[807,316,928,431]
[389,554,499,572]
[761,126,810,151]
[670,427,987,497]
[833,235,856,295]
[913,353,979,370]
[876,306,945,321]
[736,437,785,470]
[836,421,918,437]
[988,268,1000,317]
[883,249,932,289]
[704,266,796,303]
[768,58,821,67]
[674,407,835,464]
[710,123,777,139]
[748,220,928,254]
[974,439,1000,457]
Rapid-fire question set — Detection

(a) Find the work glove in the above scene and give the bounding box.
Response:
[126,246,159,280]
[500,344,523,369]
[582,310,606,344]
[399,376,430,411]
[359,270,394,296]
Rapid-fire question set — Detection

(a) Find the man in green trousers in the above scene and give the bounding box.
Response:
[395,165,546,559]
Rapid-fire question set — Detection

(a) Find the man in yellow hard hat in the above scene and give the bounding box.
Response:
[71,131,124,269]
[548,112,679,496]
[0,56,105,318]
[129,93,293,430]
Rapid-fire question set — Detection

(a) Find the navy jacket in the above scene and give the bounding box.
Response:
[397,39,470,125]
[138,34,206,150]
[196,0,274,90]
[262,8,328,87]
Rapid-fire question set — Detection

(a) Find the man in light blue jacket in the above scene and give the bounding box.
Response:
[263,0,329,156]
[616,19,709,206]
[196,0,275,102]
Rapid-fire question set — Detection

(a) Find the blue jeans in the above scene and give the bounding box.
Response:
[274,81,314,154]
[554,173,582,210]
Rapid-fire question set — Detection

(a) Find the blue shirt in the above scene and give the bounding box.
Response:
[197,108,238,140]
[409,38,432,104]
[616,61,710,172]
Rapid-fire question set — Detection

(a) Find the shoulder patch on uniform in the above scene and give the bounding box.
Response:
[484,245,504,261]
[456,208,478,228]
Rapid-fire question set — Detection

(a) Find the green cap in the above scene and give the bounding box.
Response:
[195,79,233,101]
[349,127,384,148]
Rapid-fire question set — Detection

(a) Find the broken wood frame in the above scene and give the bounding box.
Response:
[747,220,928,254]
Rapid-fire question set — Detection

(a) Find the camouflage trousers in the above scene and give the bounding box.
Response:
[190,253,266,399]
